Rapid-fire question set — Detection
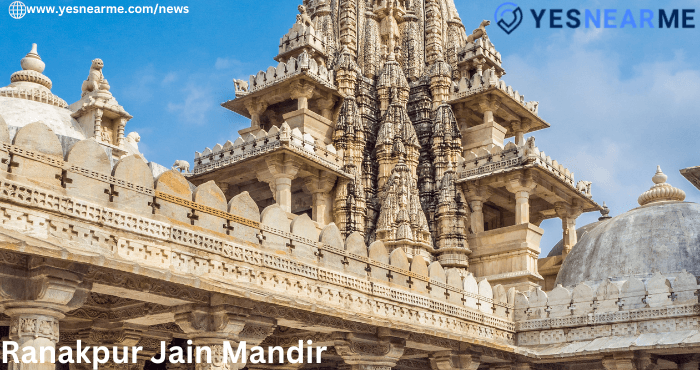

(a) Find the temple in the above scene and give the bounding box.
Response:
[0,1,699,370]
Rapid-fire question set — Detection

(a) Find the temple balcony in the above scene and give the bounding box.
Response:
[456,37,505,78]
[456,137,601,291]
[222,50,342,145]
[189,122,350,226]
[449,68,549,155]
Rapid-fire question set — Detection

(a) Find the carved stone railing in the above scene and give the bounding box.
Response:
[514,271,700,346]
[278,23,326,59]
[0,86,68,108]
[192,122,342,175]
[459,38,503,68]
[451,68,539,116]
[0,118,517,345]
[249,50,335,93]
[459,138,589,195]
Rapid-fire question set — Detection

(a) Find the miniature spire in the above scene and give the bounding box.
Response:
[638,166,686,206]
[9,43,53,91]
[598,202,612,221]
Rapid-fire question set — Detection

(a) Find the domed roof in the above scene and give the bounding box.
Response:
[556,167,699,287]
[0,44,87,139]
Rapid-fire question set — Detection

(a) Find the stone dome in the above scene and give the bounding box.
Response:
[555,168,699,287]
[0,44,87,139]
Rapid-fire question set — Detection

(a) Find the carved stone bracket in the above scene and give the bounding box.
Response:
[429,351,480,370]
[333,330,406,370]
[0,258,91,370]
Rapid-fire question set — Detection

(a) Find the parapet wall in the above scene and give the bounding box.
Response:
[514,271,700,346]
[0,115,517,344]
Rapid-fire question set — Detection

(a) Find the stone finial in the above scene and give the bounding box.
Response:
[21,43,45,73]
[598,202,612,221]
[9,43,53,91]
[638,166,686,206]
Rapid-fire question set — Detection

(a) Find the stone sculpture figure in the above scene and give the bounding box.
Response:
[126,132,141,150]
[576,181,592,197]
[101,128,113,144]
[172,160,190,173]
[81,58,105,96]
[466,20,490,44]
[233,79,249,93]
[297,5,313,27]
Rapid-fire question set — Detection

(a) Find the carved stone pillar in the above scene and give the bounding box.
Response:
[304,171,337,225]
[117,117,128,147]
[257,154,303,213]
[429,352,480,370]
[245,98,269,129]
[601,354,638,370]
[94,108,104,141]
[333,330,406,370]
[463,183,491,234]
[510,119,532,147]
[505,174,536,225]
[0,259,90,370]
[316,95,336,120]
[477,97,500,126]
[290,81,315,110]
[175,305,275,370]
[555,202,583,259]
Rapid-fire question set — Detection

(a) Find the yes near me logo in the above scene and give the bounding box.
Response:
[495,3,696,34]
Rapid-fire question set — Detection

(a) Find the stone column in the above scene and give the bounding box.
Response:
[117,117,128,147]
[333,330,406,370]
[175,305,275,370]
[463,184,492,234]
[304,171,337,225]
[477,96,500,125]
[429,351,480,370]
[0,259,90,370]
[505,174,536,225]
[601,354,638,370]
[257,154,303,213]
[290,81,315,110]
[316,95,336,120]
[245,98,269,129]
[511,118,532,147]
[94,109,104,141]
[555,202,583,259]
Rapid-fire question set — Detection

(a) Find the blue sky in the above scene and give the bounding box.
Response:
[0,0,699,255]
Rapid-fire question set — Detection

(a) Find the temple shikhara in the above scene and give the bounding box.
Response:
[1,1,700,370]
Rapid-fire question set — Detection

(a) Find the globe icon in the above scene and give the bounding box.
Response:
[9,1,27,19]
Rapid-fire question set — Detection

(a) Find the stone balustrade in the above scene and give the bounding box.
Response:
[460,138,587,193]
[248,50,335,93]
[451,68,539,116]
[514,271,700,346]
[278,23,326,58]
[0,86,68,108]
[0,116,516,345]
[460,38,503,68]
[192,122,342,175]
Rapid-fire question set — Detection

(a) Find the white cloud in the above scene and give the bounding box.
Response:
[162,72,178,85]
[167,83,215,124]
[215,57,242,70]
[502,27,700,254]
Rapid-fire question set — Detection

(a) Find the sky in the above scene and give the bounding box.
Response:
[0,0,699,256]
